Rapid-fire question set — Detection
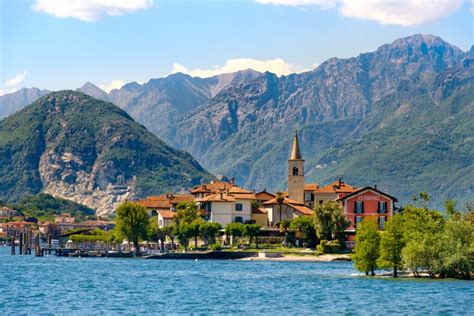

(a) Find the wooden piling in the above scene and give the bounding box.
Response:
[11,237,15,255]
[48,234,52,255]
[19,233,23,255]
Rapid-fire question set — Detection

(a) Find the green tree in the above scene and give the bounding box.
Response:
[290,216,317,248]
[225,222,245,245]
[444,199,461,219]
[438,218,474,279]
[115,201,150,256]
[243,224,261,248]
[199,222,222,246]
[174,222,194,252]
[313,201,350,241]
[174,201,200,225]
[162,225,175,250]
[354,218,381,276]
[377,214,405,277]
[148,220,166,250]
[189,220,204,248]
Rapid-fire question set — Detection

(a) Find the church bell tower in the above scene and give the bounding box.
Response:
[288,130,305,204]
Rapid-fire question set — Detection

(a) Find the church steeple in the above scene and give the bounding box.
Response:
[288,130,305,204]
[290,130,302,160]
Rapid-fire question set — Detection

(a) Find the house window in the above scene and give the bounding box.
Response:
[378,216,386,229]
[355,216,363,228]
[304,192,313,201]
[378,201,387,213]
[293,167,299,176]
[355,201,364,213]
[235,216,243,223]
[319,200,324,205]
[235,203,243,211]
[159,219,163,227]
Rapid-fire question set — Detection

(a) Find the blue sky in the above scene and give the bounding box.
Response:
[1,0,473,94]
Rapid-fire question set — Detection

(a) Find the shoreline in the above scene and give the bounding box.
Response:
[239,254,352,262]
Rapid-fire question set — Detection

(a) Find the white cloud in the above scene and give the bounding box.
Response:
[171,58,302,77]
[0,71,28,96]
[5,71,27,87]
[338,0,464,26]
[255,0,336,8]
[33,0,153,22]
[100,80,126,92]
[255,0,465,26]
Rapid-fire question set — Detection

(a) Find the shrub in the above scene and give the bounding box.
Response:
[317,239,341,254]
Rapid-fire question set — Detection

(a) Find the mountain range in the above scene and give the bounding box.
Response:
[1,34,472,208]
[0,91,211,215]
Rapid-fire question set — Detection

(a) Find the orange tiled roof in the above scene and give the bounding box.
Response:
[252,207,268,214]
[263,197,303,206]
[190,181,233,194]
[304,183,319,191]
[195,193,237,202]
[313,179,357,194]
[292,204,313,216]
[255,191,275,201]
[137,194,194,209]
[159,211,176,219]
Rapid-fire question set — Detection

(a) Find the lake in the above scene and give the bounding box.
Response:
[0,247,472,315]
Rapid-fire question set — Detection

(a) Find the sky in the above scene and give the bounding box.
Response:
[1,0,473,95]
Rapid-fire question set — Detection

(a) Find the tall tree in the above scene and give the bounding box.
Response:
[243,224,261,248]
[290,216,317,248]
[199,222,222,246]
[377,214,405,277]
[313,201,349,241]
[115,201,150,256]
[354,218,381,276]
[174,201,200,225]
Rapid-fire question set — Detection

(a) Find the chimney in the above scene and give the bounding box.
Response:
[374,184,377,190]
[338,177,342,186]
[230,178,235,187]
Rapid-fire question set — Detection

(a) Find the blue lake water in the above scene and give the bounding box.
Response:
[0,247,472,315]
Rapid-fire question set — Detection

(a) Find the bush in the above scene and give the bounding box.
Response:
[317,240,341,254]
[209,243,222,251]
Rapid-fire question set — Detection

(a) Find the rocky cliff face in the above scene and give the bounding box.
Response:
[0,91,212,215]
[165,34,472,207]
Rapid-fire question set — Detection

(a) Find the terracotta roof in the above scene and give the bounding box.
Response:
[263,197,303,206]
[159,211,176,219]
[228,186,252,194]
[0,221,32,228]
[255,191,275,201]
[252,207,268,214]
[233,193,256,200]
[313,179,358,194]
[292,204,313,216]
[195,193,237,202]
[304,183,319,191]
[137,194,194,209]
[190,181,232,194]
[337,187,398,202]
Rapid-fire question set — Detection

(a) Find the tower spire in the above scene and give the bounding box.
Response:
[290,130,302,160]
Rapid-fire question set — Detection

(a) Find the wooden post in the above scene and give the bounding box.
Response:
[19,233,23,255]
[35,234,41,257]
[48,234,52,255]
[11,237,15,255]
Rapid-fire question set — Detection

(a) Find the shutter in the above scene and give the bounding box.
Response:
[354,201,358,213]
[361,201,364,213]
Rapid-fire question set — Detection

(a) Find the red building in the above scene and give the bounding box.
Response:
[337,186,398,246]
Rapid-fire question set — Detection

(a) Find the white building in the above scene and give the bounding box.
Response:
[195,186,255,226]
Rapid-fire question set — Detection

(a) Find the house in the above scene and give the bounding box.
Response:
[190,180,234,199]
[255,190,275,205]
[158,211,176,227]
[54,213,75,224]
[311,178,358,207]
[252,207,269,227]
[0,206,19,217]
[137,194,194,216]
[0,222,33,239]
[337,186,398,243]
[262,196,313,227]
[195,186,256,226]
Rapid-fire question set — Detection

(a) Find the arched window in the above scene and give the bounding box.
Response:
[293,166,299,176]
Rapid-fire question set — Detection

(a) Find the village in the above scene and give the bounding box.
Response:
[0,131,398,259]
